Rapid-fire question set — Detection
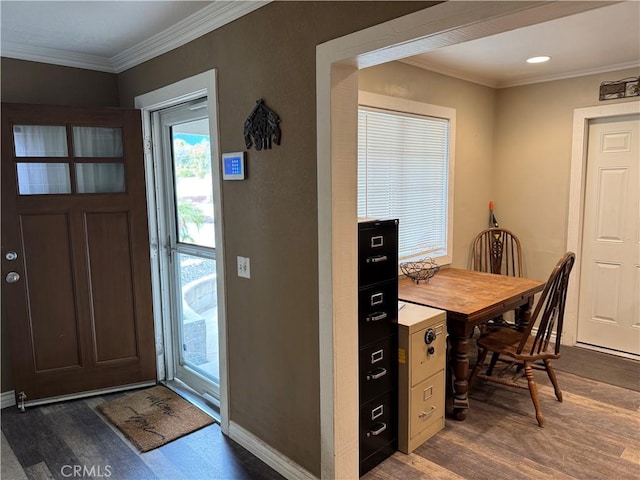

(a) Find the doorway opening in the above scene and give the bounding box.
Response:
[566,103,640,358]
[135,70,229,429]
[153,99,220,404]
[316,2,610,477]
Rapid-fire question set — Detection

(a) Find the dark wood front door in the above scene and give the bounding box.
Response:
[1,103,156,406]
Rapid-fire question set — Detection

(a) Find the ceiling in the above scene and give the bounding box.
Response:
[1,1,639,86]
[403,1,640,88]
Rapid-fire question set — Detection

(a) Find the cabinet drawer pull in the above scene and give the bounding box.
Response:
[366,312,387,322]
[366,255,388,264]
[366,367,387,381]
[418,406,437,419]
[370,292,384,306]
[371,349,384,364]
[366,422,387,437]
[370,235,384,248]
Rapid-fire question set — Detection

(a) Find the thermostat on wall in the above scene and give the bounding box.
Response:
[222,151,246,180]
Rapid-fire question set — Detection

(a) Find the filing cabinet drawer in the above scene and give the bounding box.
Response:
[359,392,397,462]
[409,320,447,387]
[359,336,396,401]
[410,372,445,440]
[358,281,397,346]
[358,220,398,286]
[397,303,446,454]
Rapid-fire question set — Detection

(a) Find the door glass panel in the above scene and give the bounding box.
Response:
[177,253,218,382]
[17,163,71,194]
[73,126,123,157]
[76,163,126,193]
[13,125,68,157]
[172,120,215,248]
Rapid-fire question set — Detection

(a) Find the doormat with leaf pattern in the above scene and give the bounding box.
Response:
[98,385,215,452]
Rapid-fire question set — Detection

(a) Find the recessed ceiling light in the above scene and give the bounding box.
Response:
[526,56,551,64]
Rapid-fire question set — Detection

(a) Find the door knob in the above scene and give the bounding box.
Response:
[5,251,18,261]
[5,272,20,283]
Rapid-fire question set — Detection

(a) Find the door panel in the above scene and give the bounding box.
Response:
[578,114,640,355]
[85,211,138,362]
[1,103,156,404]
[21,213,81,371]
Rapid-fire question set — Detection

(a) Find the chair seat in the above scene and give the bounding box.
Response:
[477,327,560,363]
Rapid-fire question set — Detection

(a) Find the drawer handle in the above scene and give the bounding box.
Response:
[371,235,384,248]
[366,312,387,322]
[366,422,387,437]
[367,255,388,264]
[366,367,387,381]
[371,349,384,364]
[418,406,437,419]
[370,292,384,306]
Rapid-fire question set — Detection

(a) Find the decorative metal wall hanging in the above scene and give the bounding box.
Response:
[243,99,281,150]
[599,77,639,101]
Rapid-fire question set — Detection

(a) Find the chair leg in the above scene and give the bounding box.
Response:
[469,347,488,389]
[524,362,544,427]
[543,359,563,402]
[486,352,500,376]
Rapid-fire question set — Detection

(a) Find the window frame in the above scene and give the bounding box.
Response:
[357,91,455,266]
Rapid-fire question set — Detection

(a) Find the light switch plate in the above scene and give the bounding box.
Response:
[237,256,251,278]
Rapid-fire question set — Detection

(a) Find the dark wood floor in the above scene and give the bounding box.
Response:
[363,347,640,480]
[1,393,285,480]
[2,346,639,480]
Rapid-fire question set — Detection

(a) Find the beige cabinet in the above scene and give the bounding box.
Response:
[397,301,447,454]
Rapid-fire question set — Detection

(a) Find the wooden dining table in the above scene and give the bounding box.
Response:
[398,267,545,421]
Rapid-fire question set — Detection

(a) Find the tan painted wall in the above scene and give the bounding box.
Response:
[116,2,435,475]
[358,62,497,268]
[359,63,640,285]
[493,67,640,281]
[1,58,119,106]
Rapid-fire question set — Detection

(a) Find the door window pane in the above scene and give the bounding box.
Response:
[73,126,123,157]
[13,125,68,157]
[172,120,215,248]
[76,163,126,193]
[178,253,218,382]
[17,163,71,194]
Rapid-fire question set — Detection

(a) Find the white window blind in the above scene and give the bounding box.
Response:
[358,106,450,261]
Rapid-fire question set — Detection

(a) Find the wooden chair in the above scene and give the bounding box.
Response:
[468,252,576,427]
[472,227,523,278]
[472,227,523,329]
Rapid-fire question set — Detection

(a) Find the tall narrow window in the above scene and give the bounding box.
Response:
[358,93,455,264]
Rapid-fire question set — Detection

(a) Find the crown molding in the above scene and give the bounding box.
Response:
[1,42,115,72]
[399,57,498,88]
[111,1,269,73]
[497,61,640,88]
[400,57,640,89]
[1,1,270,74]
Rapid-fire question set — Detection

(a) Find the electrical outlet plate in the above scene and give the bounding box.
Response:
[237,256,251,278]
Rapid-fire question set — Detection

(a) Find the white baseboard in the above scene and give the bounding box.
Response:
[227,421,317,480]
[1,390,16,409]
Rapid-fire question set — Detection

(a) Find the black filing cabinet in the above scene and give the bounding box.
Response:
[358,219,398,475]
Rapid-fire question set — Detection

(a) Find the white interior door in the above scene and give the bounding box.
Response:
[577,113,640,355]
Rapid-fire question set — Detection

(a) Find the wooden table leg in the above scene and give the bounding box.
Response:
[449,331,470,421]
[516,296,535,332]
